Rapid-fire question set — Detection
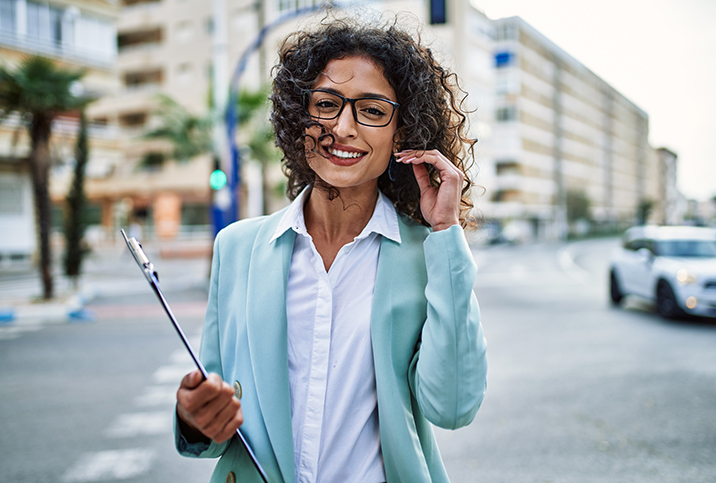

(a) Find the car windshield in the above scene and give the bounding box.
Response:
[655,239,716,257]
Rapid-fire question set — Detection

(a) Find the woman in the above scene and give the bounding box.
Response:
[175,18,488,483]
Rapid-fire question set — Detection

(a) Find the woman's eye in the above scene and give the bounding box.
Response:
[361,106,387,117]
[315,100,339,110]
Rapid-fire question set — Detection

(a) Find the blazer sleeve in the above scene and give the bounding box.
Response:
[174,230,232,459]
[408,224,488,429]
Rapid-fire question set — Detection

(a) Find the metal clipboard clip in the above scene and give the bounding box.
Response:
[120,229,269,483]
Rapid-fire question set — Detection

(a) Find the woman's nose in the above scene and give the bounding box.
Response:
[332,104,358,138]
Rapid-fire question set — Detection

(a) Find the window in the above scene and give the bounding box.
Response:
[124,69,163,90]
[175,20,193,43]
[176,62,193,85]
[181,203,210,226]
[491,190,520,203]
[0,180,23,214]
[0,0,16,33]
[496,161,521,176]
[429,0,446,25]
[496,107,517,122]
[118,28,163,51]
[119,111,148,127]
[494,51,513,68]
[123,0,161,6]
[277,0,320,14]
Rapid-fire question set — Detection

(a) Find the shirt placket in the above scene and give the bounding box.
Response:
[297,245,333,483]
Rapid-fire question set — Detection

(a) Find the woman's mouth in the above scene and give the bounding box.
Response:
[327,147,366,166]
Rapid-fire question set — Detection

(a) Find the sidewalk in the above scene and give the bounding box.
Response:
[0,237,212,326]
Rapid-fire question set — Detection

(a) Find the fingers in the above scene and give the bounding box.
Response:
[395,150,464,230]
[394,150,464,186]
[176,372,243,443]
[180,369,204,390]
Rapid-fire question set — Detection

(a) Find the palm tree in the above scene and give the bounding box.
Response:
[235,88,282,214]
[141,94,213,166]
[0,56,88,300]
[141,88,280,214]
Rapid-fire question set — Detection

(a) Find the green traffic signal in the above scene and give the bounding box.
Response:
[209,169,227,190]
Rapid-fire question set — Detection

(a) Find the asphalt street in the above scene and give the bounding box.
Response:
[1,237,715,482]
[437,238,716,483]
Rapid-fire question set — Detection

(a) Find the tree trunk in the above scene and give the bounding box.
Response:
[28,113,54,300]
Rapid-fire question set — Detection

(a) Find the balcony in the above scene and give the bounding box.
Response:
[0,30,114,69]
[118,27,163,53]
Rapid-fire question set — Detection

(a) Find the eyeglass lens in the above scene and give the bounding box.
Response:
[307,91,396,127]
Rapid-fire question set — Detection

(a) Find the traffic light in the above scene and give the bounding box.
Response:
[210,168,227,190]
[210,155,227,190]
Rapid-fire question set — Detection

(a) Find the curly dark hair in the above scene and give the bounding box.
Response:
[270,15,476,227]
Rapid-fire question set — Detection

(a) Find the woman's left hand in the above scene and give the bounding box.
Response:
[395,149,464,231]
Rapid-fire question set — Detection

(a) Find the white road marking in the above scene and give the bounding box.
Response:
[557,244,591,284]
[134,385,178,407]
[152,364,195,384]
[169,348,193,364]
[105,411,173,438]
[62,448,156,481]
[0,325,42,341]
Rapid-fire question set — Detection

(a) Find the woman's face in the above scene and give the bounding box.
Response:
[305,55,398,194]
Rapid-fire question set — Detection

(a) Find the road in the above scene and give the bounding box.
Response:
[1,237,714,482]
[437,238,716,483]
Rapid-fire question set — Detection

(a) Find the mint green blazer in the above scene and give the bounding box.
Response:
[176,207,488,483]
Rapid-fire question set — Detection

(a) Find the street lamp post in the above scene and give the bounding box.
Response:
[215,3,341,235]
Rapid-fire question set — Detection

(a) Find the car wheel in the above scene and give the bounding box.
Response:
[610,271,623,306]
[656,280,685,319]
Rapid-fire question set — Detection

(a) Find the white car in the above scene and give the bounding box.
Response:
[609,225,716,319]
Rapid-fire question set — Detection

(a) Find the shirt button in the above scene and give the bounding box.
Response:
[233,381,242,399]
[226,471,236,483]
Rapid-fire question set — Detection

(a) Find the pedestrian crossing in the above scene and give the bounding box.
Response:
[62,333,202,482]
[0,324,42,341]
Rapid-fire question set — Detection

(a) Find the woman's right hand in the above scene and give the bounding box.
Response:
[176,370,244,444]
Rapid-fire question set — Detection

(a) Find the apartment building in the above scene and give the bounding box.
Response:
[0,0,119,265]
[83,0,499,240]
[61,0,672,243]
[487,16,661,240]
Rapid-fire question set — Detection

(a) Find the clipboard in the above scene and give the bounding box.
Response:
[120,229,269,483]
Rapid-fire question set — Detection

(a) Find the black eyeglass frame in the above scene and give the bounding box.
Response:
[304,89,400,128]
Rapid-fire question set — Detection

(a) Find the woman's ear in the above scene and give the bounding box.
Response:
[392,129,404,152]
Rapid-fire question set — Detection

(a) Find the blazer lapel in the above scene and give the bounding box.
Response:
[245,215,296,483]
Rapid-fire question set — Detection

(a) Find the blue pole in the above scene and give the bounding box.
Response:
[224,3,342,228]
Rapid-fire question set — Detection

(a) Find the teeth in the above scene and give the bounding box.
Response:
[330,149,363,159]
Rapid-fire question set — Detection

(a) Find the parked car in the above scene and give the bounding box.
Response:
[609,225,716,319]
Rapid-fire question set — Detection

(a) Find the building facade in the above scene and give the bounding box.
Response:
[0,0,119,265]
[25,0,677,245]
[79,0,496,240]
[484,15,662,240]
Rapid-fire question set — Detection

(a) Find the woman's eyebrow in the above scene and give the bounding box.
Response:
[315,87,394,101]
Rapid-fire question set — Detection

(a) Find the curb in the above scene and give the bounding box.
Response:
[0,288,98,326]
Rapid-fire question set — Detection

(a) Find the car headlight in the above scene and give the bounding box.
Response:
[676,269,698,285]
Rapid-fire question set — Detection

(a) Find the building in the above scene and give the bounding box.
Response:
[55,0,676,244]
[80,0,498,241]
[0,0,119,266]
[483,15,662,240]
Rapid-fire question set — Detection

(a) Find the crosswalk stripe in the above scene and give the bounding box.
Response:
[105,411,173,438]
[134,385,178,407]
[0,325,42,341]
[62,448,156,481]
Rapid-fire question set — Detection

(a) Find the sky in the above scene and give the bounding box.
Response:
[474,0,716,202]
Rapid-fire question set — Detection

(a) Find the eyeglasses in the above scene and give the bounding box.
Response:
[304,89,399,127]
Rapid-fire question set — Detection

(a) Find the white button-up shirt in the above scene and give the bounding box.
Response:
[271,188,401,483]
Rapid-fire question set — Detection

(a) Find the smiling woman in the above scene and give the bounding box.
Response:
[174,15,488,483]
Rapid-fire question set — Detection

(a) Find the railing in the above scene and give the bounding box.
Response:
[117,41,162,55]
[0,30,115,68]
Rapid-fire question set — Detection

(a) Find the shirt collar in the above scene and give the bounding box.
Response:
[270,188,401,244]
